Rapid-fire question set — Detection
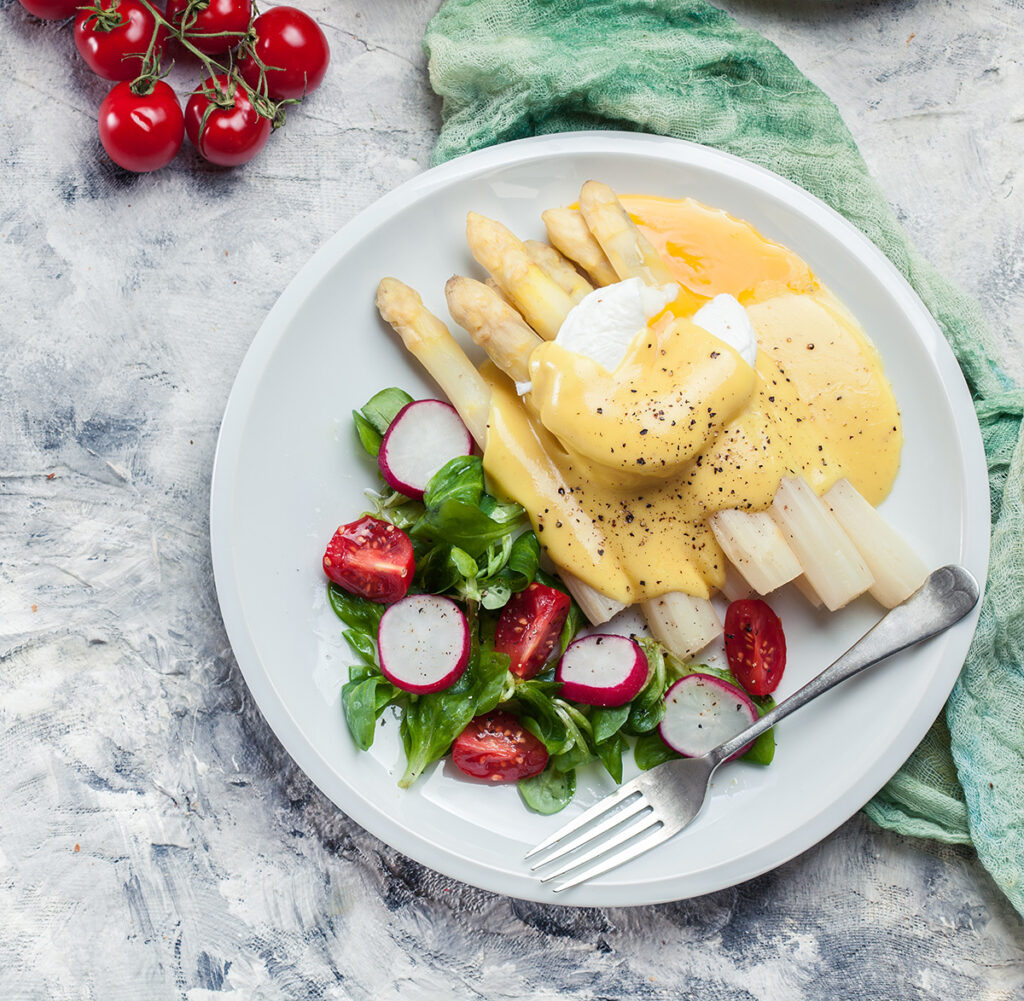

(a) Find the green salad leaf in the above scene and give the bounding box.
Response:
[352,387,414,457]
[519,767,577,814]
[413,499,523,558]
[634,730,680,771]
[590,704,631,744]
[422,454,485,508]
[343,674,402,751]
[744,694,777,766]
[328,584,386,635]
[514,680,573,755]
[595,731,627,783]
[624,639,671,735]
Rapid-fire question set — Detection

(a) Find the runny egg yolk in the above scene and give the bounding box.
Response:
[481,194,903,604]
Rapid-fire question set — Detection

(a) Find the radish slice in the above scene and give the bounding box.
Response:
[555,634,648,707]
[659,674,758,759]
[377,594,470,694]
[378,399,473,498]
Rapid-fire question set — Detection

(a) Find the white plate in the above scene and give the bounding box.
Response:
[210,132,988,906]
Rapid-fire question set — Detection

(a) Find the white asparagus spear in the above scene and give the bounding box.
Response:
[542,206,619,287]
[642,592,722,660]
[578,180,676,286]
[375,278,490,448]
[465,212,577,340]
[563,575,628,626]
[824,479,929,608]
[770,477,874,611]
[709,509,802,595]
[445,276,543,385]
[720,562,755,602]
[793,575,825,609]
[485,277,510,303]
[523,240,594,304]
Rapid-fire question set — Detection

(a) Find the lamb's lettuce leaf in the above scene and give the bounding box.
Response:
[519,767,576,815]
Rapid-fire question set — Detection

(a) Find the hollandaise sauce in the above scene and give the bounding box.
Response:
[482,195,902,604]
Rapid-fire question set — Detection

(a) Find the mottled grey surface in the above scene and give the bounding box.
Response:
[2,0,1023,997]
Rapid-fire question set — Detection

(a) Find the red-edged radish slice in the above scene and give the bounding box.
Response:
[377,594,470,694]
[555,634,648,707]
[658,674,759,760]
[378,399,473,498]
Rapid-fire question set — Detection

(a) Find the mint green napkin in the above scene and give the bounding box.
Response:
[424,0,1024,914]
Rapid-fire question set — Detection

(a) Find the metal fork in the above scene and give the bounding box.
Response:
[526,565,980,892]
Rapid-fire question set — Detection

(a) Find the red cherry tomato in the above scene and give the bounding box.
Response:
[165,0,252,56]
[494,583,571,680]
[452,711,549,783]
[17,0,80,18]
[98,80,184,172]
[237,6,330,101]
[723,598,787,696]
[75,0,168,82]
[322,516,414,605]
[185,74,271,166]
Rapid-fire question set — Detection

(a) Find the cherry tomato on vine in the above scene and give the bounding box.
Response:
[723,598,787,696]
[185,74,272,166]
[237,6,330,101]
[98,80,184,172]
[164,0,251,56]
[17,0,80,18]
[75,0,168,82]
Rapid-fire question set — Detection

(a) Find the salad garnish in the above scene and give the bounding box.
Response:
[324,388,777,813]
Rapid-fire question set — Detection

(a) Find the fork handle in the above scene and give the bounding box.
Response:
[707,565,980,768]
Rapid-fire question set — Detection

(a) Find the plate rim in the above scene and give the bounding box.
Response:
[210,131,989,906]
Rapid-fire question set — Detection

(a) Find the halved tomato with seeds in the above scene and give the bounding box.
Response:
[451,711,549,782]
[494,583,571,679]
[322,515,414,604]
[724,598,787,696]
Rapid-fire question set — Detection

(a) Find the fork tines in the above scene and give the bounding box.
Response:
[525,779,675,892]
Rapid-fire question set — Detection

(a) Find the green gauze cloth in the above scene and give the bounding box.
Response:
[424,0,1024,914]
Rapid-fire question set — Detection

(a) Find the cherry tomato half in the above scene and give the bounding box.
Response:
[452,711,549,783]
[723,598,787,696]
[185,74,271,166]
[237,5,330,101]
[98,80,184,172]
[494,582,571,680]
[17,0,80,19]
[322,516,414,605]
[165,0,251,56]
[75,0,168,82]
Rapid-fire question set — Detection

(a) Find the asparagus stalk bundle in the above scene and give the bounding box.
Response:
[377,182,929,668]
[523,239,594,304]
[541,206,619,287]
[465,212,576,340]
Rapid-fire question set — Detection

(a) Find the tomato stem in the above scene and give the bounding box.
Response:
[129,0,288,124]
[80,0,127,33]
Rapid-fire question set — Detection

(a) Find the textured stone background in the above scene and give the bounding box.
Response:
[2,0,1023,997]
